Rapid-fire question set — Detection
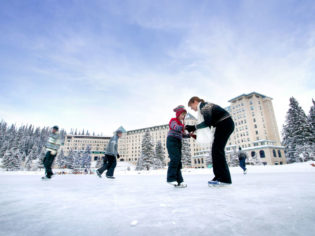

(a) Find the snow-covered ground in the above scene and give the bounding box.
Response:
[1,162,315,236]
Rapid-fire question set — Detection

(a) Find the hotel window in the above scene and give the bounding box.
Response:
[251,151,256,157]
[259,150,265,158]
[278,150,282,157]
[273,150,277,157]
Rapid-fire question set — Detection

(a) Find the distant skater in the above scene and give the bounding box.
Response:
[96,129,123,179]
[42,126,61,180]
[167,105,194,188]
[238,147,247,174]
[186,97,235,186]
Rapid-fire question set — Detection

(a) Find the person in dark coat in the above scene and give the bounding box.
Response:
[166,105,194,188]
[96,129,123,179]
[238,147,247,174]
[186,96,235,185]
[42,126,61,180]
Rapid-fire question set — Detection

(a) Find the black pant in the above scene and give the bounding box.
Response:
[212,117,235,184]
[98,154,117,177]
[239,158,246,171]
[167,136,183,184]
[43,151,56,178]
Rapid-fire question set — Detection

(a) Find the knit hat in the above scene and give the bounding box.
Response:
[52,125,59,131]
[174,105,187,118]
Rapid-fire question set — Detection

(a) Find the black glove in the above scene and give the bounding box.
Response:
[117,153,120,159]
[185,125,196,132]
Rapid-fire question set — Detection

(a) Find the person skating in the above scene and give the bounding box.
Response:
[167,105,194,188]
[237,147,247,174]
[42,126,61,180]
[186,97,235,186]
[96,129,122,179]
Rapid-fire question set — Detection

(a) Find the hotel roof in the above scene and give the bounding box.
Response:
[228,92,272,103]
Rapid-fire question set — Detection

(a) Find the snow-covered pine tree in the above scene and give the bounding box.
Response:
[228,148,239,167]
[181,138,192,168]
[307,99,315,160]
[95,155,103,169]
[37,147,46,170]
[56,149,66,168]
[2,147,21,171]
[24,156,32,171]
[155,141,166,168]
[66,149,75,169]
[139,130,154,170]
[73,151,83,170]
[135,156,144,171]
[82,146,91,169]
[282,97,313,163]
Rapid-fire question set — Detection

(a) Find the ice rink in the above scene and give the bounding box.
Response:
[1,164,315,236]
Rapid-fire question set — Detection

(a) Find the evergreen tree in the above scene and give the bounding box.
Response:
[135,156,144,171]
[37,147,46,170]
[181,139,192,168]
[95,156,103,168]
[139,130,154,170]
[24,156,32,171]
[82,146,92,169]
[2,147,21,171]
[155,141,166,168]
[307,99,315,141]
[65,149,75,169]
[56,149,66,168]
[282,97,313,163]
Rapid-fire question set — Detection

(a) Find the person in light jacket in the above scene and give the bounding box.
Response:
[42,126,61,180]
[96,129,122,179]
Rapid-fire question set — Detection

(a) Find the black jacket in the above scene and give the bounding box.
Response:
[197,102,231,128]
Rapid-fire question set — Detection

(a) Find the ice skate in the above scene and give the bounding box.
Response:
[208,180,230,187]
[175,182,187,188]
[106,176,115,179]
[167,181,178,187]
[41,176,50,180]
[96,170,102,178]
[243,169,247,175]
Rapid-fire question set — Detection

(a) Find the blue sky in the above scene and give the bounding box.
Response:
[0,0,314,135]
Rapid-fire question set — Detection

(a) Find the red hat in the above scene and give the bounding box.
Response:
[174,105,187,118]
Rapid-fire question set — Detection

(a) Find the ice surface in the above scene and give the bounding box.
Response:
[0,163,315,236]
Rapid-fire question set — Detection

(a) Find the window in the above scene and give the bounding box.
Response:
[251,151,256,157]
[259,150,265,158]
[273,150,277,157]
[94,156,98,161]
[254,124,257,128]
[256,131,259,135]
[278,150,282,157]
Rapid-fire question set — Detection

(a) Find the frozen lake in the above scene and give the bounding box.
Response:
[1,165,315,236]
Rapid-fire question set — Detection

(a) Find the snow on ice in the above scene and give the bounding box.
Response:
[0,162,315,236]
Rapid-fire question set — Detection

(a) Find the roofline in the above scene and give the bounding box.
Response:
[228,92,272,103]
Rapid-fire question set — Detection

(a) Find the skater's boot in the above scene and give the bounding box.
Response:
[96,170,102,178]
[41,176,50,180]
[176,182,187,188]
[208,180,230,187]
[106,176,115,179]
[243,169,247,175]
[167,181,178,187]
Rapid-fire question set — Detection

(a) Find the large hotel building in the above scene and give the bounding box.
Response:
[62,92,286,168]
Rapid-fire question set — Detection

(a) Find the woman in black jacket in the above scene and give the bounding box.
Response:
[186,96,235,185]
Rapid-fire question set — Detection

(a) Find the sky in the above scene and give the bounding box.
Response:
[0,0,314,136]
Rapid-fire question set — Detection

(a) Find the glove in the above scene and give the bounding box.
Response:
[185,125,196,132]
[190,133,197,139]
[117,153,120,159]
